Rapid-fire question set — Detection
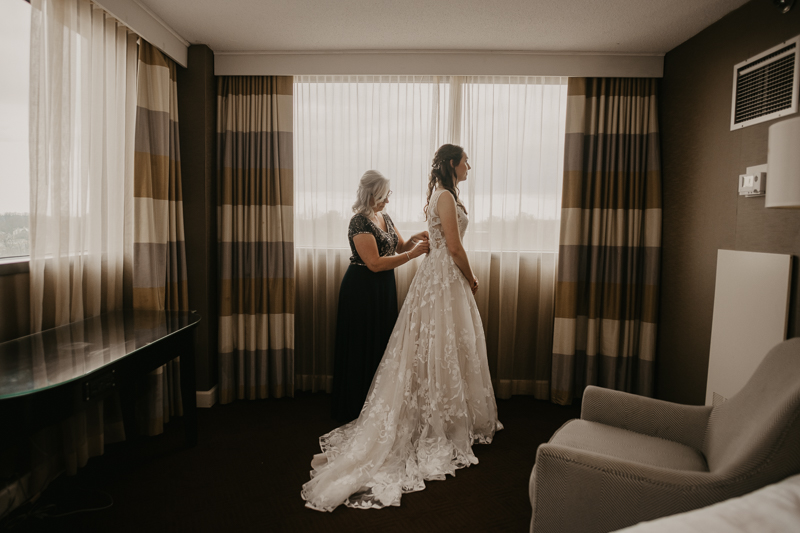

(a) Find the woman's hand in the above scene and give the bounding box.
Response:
[408,239,430,259]
[409,231,429,245]
[470,276,479,295]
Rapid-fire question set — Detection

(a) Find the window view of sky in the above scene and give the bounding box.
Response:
[0,0,31,259]
[294,77,567,253]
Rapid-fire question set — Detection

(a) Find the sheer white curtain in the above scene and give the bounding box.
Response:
[459,76,567,399]
[293,75,566,399]
[5,0,137,519]
[294,75,447,391]
[26,0,136,481]
[30,0,137,330]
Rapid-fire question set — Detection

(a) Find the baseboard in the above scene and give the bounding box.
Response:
[492,378,550,400]
[196,385,218,408]
[295,373,333,393]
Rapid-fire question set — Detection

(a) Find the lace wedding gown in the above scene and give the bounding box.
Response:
[301,188,503,512]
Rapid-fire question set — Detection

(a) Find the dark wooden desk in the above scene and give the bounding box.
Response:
[0,310,201,447]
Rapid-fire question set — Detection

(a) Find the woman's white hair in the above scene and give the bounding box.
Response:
[352,170,390,217]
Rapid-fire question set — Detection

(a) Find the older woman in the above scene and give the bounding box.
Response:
[331,170,429,422]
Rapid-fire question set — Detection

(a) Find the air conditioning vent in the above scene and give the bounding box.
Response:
[731,35,800,130]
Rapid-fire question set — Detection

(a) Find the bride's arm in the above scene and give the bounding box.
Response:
[437,192,477,292]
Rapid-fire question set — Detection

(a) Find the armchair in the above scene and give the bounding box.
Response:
[529,338,800,533]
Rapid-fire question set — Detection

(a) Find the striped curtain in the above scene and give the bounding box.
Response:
[551,78,662,405]
[133,40,189,434]
[217,76,294,403]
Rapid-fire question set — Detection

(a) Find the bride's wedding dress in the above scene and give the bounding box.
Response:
[302,188,503,512]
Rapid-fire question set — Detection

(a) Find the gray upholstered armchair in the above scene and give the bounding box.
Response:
[529,338,800,533]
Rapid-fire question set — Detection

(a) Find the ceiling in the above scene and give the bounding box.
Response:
[138,0,752,55]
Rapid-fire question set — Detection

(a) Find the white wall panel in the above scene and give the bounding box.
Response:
[706,249,791,405]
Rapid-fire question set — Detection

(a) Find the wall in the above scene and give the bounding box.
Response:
[177,45,218,392]
[658,0,800,405]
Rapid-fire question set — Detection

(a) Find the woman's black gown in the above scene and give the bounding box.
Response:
[331,212,399,422]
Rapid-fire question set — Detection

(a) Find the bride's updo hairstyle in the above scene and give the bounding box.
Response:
[352,170,391,218]
[424,144,467,219]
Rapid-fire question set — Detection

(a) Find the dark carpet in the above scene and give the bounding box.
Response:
[3,392,580,533]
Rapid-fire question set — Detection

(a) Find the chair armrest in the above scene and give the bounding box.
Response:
[580,386,712,451]
[530,443,723,533]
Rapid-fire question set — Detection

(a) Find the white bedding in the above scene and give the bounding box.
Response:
[613,473,800,533]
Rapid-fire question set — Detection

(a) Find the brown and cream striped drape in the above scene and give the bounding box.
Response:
[551,78,662,405]
[133,40,189,434]
[217,76,294,403]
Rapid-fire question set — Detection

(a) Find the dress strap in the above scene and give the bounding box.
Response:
[429,188,448,217]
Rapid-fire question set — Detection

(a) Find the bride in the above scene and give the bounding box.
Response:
[301,144,503,512]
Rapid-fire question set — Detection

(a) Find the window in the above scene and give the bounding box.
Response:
[294,75,450,250]
[293,76,568,396]
[0,0,31,261]
[293,75,567,253]
[459,76,567,252]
